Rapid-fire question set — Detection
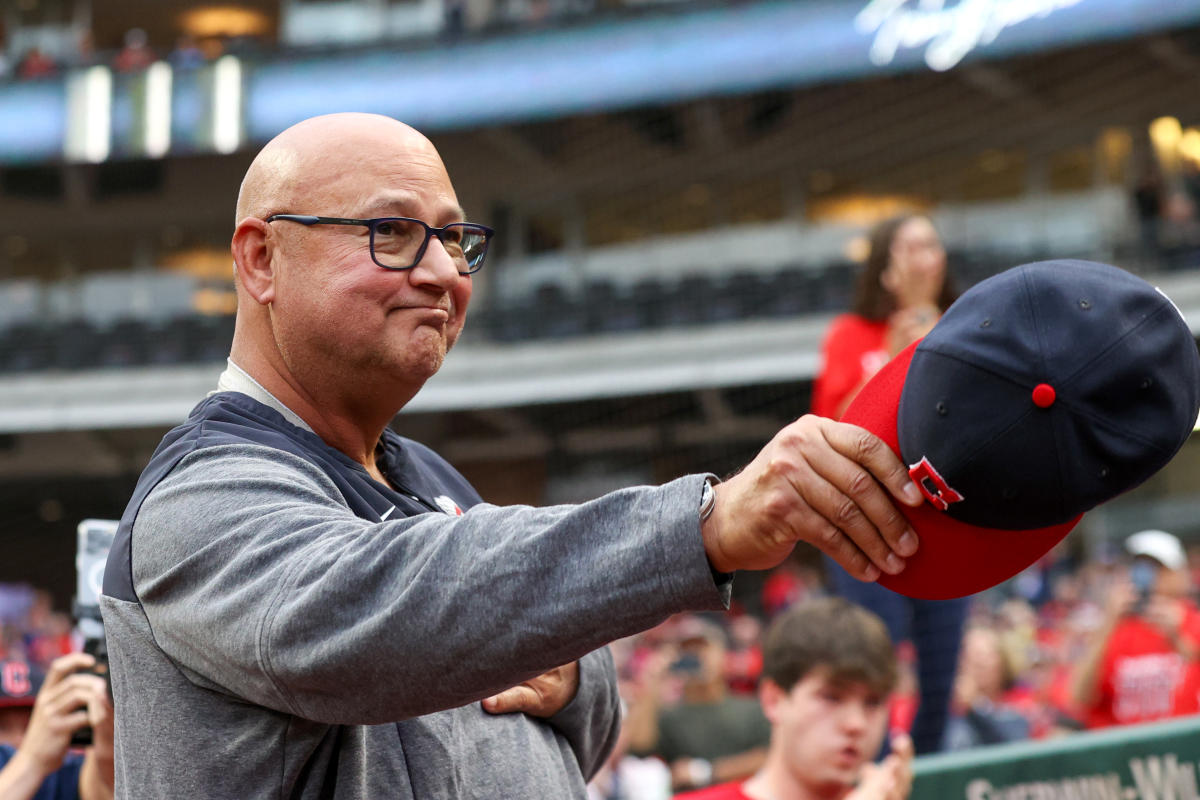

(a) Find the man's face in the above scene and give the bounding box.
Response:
[267,142,474,388]
[764,668,890,798]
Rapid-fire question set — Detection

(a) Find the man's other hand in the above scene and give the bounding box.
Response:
[703,415,923,580]
[481,662,581,718]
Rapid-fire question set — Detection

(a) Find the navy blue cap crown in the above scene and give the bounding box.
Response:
[897,260,1200,530]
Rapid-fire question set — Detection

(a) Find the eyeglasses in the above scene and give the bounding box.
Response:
[265,214,494,275]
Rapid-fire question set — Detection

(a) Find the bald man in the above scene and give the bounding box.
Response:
[100,113,922,799]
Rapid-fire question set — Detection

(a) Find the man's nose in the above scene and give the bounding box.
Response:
[840,702,870,732]
[409,236,462,291]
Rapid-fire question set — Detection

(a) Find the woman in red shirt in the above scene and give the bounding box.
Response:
[811,214,956,420]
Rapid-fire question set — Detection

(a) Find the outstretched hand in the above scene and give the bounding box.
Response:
[482,662,581,718]
[703,415,922,580]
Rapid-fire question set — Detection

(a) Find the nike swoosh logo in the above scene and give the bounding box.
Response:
[380,506,396,521]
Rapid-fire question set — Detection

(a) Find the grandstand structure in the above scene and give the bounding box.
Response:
[1,0,1200,606]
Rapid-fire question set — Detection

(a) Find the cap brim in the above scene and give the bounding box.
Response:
[841,341,1079,599]
[0,697,35,709]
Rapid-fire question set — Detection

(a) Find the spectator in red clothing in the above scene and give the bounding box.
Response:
[677,597,912,800]
[112,28,156,73]
[811,213,957,421]
[16,48,57,81]
[1072,530,1200,729]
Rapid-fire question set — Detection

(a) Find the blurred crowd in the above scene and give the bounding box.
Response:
[0,0,701,83]
[1132,158,1200,271]
[586,530,1200,799]
[1,527,1198,799]
[0,584,75,674]
[0,27,254,83]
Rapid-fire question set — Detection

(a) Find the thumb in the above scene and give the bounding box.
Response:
[889,732,914,761]
[482,685,540,715]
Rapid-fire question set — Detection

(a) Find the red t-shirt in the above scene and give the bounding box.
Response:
[1084,604,1200,729]
[675,781,753,800]
[810,315,889,420]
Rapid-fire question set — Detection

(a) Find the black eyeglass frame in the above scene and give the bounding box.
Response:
[265,214,495,275]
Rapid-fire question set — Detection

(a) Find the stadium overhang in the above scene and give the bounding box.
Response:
[1,0,1199,164]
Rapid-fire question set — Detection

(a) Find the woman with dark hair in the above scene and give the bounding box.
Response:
[812,214,956,419]
[811,213,967,756]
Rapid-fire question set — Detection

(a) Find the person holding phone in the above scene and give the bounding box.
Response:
[0,653,114,800]
[624,617,771,793]
[1072,530,1200,729]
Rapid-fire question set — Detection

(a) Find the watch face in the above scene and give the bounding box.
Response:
[700,479,716,520]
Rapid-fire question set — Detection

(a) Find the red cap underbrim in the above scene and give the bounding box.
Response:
[0,697,35,708]
[841,341,1079,600]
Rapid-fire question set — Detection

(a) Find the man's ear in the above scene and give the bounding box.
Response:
[232,217,276,306]
[759,678,786,725]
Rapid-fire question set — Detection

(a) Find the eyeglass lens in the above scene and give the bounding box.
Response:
[372,219,489,271]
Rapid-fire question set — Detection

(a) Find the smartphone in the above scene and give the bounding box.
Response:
[70,519,117,747]
[1129,559,1157,615]
[669,652,703,675]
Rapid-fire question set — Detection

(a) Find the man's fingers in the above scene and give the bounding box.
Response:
[778,462,889,580]
[42,653,95,689]
[817,419,921,553]
[86,690,114,726]
[44,681,105,719]
[482,685,541,715]
[788,422,919,572]
[821,418,922,509]
[799,453,912,575]
[57,709,91,734]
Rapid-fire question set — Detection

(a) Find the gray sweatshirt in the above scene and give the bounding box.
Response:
[100,388,729,799]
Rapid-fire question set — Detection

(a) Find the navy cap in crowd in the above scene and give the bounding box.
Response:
[0,657,43,708]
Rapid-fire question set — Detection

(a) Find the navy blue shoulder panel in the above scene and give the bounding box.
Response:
[103,392,483,603]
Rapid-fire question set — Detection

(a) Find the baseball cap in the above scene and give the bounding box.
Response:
[843,260,1200,599]
[1125,529,1187,570]
[0,658,43,708]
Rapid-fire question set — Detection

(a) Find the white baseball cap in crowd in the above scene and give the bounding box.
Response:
[1125,529,1187,570]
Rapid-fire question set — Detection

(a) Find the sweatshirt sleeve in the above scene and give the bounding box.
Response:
[132,443,729,725]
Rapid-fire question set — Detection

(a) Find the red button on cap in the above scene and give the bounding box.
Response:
[1032,383,1056,408]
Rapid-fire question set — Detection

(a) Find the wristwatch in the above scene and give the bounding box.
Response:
[700,476,718,522]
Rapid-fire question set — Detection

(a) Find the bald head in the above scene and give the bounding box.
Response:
[235,113,445,224]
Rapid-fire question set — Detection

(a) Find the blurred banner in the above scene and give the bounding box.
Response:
[912,716,1200,799]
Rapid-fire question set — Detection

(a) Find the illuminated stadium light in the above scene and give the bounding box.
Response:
[1179,128,1200,165]
[65,66,113,163]
[1149,116,1183,150]
[144,62,173,159]
[213,55,243,154]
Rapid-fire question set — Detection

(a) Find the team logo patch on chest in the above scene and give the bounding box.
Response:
[434,495,464,516]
